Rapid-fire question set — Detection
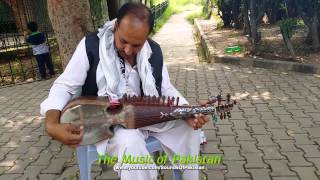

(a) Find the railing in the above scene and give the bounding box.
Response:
[150,0,169,27]
[0,0,60,86]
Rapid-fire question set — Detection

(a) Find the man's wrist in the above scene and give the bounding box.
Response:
[44,109,61,137]
[44,121,54,139]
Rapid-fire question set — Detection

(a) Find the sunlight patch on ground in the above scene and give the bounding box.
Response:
[313,74,320,78]
[234,91,272,101]
[183,67,196,71]
[223,66,231,70]
[261,91,271,100]
[278,97,289,101]
[234,92,250,100]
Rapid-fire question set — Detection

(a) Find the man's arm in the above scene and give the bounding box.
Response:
[41,37,89,147]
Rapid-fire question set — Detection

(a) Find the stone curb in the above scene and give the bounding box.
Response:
[194,19,320,75]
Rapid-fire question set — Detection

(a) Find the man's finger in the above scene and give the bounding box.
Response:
[198,100,208,106]
[196,121,202,129]
[198,114,209,124]
[203,115,209,122]
[68,132,83,142]
[68,144,78,149]
[67,124,83,132]
[197,117,205,125]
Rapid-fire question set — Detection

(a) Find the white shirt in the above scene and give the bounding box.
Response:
[32,43,49,55]
[40,37,188,116]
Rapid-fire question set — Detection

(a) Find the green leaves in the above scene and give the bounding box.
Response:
[278,18,297,39]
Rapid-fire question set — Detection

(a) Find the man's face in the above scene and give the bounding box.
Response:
[114,15,150,61]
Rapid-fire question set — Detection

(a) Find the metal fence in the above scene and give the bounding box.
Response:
[0,0,168,86]
[151,0,168,27]
[0,0,58,86]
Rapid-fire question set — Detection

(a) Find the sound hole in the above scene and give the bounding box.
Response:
[106,104,124,115]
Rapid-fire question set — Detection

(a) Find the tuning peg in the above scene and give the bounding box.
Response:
[216,105,220,113]
[171,97,175,106]
[208,96,217,104]
[219,105,224,114]
[152,95,157,104]
[122,94,127,102]
[217,94,222,105]
[162,96,166,105]
[133,95,137,102]
[167,96,170,106]
[217,94,222,100]
[227,94,231,102]
[227,111,231,118]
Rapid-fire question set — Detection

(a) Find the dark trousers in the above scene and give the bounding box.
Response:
[35,53,55,79]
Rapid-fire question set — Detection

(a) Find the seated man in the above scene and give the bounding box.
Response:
[41,3,209,180]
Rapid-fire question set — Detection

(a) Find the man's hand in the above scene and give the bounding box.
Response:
[185,100,210,130]
[45,110,84,148]
[46,123,84,148]
[185,114,209,130]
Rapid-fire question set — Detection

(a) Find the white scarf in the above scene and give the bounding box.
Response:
[94,20,176,155]
[96,19,159,99]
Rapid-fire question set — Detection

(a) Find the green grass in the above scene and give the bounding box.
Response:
[151,5,175,34]
[171,0,202,13]
[154,0,166,5]
[151,0,203,35]
[186,5,205,24]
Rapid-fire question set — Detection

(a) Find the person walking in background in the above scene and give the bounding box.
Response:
[24,21,55,80]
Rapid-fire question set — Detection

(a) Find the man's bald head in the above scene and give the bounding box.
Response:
[116,3,154,34]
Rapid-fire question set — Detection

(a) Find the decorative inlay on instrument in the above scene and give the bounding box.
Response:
[60,94,237,145]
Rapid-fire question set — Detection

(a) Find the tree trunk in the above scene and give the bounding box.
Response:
[249,0,258,45]
[47,0,93,68]
[232,0,241,29]
[219,0,232,27]
[107,0,131,20]
[280,28,296,60]
[310,14,320,51]
[107,0,119,20]
[243,0,251,35]
[206,0,212,19]
[4,0,28,33]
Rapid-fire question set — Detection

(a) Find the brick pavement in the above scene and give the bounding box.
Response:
[1,12,320,180]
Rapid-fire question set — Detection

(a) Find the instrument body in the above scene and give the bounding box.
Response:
[60,95,236,145]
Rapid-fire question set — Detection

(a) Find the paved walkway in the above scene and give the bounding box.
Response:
[1,12,320,180]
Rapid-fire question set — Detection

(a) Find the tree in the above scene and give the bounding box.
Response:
[231,0,241,29]
[47,0,93,67]
[216,0,233,27]
[242,0,250,35]
[294,0,320,51]
[279,18,297,59]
